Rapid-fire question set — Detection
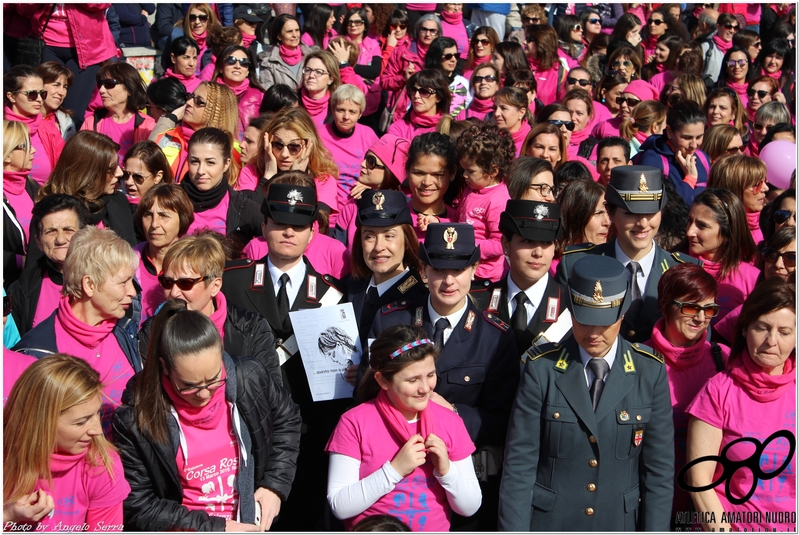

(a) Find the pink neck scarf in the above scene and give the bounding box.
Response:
[649,318,709,371]
[241,32,256,48]
[729,349,795,402]
[50,451,85,474]
[510,120,531,147]
[441,10,462,24]
[209,292,227,341]
[713,34,733,55]
[415,40,429,63]
[192,30,207,49]
[301,88,331,117]
[746,209,761,230]
[219,76,250,98]
[4,106,41,135]
[279,43,303,66]
[162,368,228,429]
[569,114,597,146]
[56,295,115,349]
[410,109,443,127]
[3,170,29,196]
[762,68,782,80]
[375,389,433,445]
[164,67,197,84]
[467,96,494,115]
[471,54,491,69]
[726,80,748,97]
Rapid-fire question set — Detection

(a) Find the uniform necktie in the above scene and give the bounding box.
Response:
[433,317,450,349]
[588,358,610,411]
[511,292,530,343]
[626,261,643,319]
[359,286,380,334]
[276,273,290,320]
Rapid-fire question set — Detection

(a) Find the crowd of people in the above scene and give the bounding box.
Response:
[2,2,797,533]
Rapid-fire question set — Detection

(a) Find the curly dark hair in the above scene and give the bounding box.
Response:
[455,125,515,182]
[367,3,396,39]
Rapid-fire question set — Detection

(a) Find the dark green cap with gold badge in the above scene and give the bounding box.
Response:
[568,255,631,326]
[605,165,666,214]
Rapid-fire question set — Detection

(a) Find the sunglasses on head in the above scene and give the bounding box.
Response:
[587,18,601,24]
[407,86,437,98]
[616,96,641,107]
[188,93,207,107]
[672,300,720,318]
[773,209,797,224]
[747,89,770,99]
[390,23,407,30]
[3,295,11,317]
[271,140,304,155]
[189,14,209,22]
[473,74,497,84]
[441,52,460,61]
[761,247,797,267]
[648,18,665,25]
[158,274,208,291]
[364,154,386,170]
[474,37,491,46]
[224,56,250,67]
[547,119,575,131]
[727,59,747,68]
[122,170,153,185]
[567,77,591,87]
[522,16,541,24]
[723,23,739,30]
[14,89,48,101]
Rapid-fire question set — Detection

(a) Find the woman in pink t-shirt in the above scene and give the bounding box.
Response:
[326,325,481,531]
[3,355,130,531]
[685,280,796,532]
[708,154,769,246]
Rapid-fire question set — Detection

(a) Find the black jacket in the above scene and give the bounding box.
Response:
[225,189,263,257]
[2,179,39,289]
[138,297,283,387]
[8,255,63,337]
[116,3,155,47]
[112,353,302,531]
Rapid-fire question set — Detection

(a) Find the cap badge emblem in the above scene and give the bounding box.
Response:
[287,189,302,206]
[534,204,549,220]
[372,191,385,211]
[592,281,604,303]
[638,173,649,193]
[444,227,458,250]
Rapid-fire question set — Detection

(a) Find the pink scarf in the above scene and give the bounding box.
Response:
[746,210,761,233]
[241,32,256,48]
[467,96,494,116]
[164,67,197,85]
[162,369,228,429]
[441,10,462,24]
[375,389,433,445]
[634,128,650,144]
[192,30,207,49]
[713,34,733,55]
[180,124,195,143]
[301,89,331,118]
[747,135,760,158]
[697,255,722,279]
[570,114,597,146]
[510,120,531,148]
[644,35,658,54]
[415,40,429,63]
[279,43,303,66]
[648,318,709,371]
[762,68,782,81]
[3,170,29,196]
[729,349,795,402]
[471,54,491,69]
[727,80,748,99]
[209,292,227,341]
[4,106,41,135]
[56,295,115,349]
[410,109,443,127]
[50,451,85,474]
[219,76,250,98]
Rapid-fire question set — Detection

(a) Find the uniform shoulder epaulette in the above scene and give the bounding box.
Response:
[524,342,561,362]
[631,342,664,363]
[670,251,701,265]
[563,242,597,255]
[482,311,509,332]
[321,273,344,291]
[224,258,254,271]
[381,300,411,314]
[470,279,492,292]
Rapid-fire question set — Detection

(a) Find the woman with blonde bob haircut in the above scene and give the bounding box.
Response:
[701,125,744,163]
[618,100,667,158]
[3,355,130,530]
[3,120,38,284]
[521,122,567,171]
[708,154,770,244]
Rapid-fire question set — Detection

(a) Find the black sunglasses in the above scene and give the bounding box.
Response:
[754,122,774,132]
[587,17,601,24]
[122,170,153,185]
[189,14,209,22]
[473,74,497,84]
[761,247,797,267]
[773,209,797,225]
[648,18,666,25]
[158,274,208,291]
[271,140,304,155]
[474,38,491,46]
[3,295,11,317]
[723,23,739,30]
[441,52,460,61]
[224,56,250,67]
[747,89,770,99]
[567,77,591,87]
[672,300,721,318]
[522,16,541,24]
[97,79,120,90]
[547,119,575,131]
[407,86,437,98]
[14,89,48,101]
[616,96,641,107]
[365,154,386,170]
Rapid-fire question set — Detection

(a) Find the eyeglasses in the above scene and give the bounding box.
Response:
[567,77,591,87]
[189,14,209,22]
[522,16,541,24]
[224,56,250,67]
[441,52,460,61]
[365,154,386,170]
[722,23,739,31]
[747,89,770,99]
[611,60,633,69]
[302,67,329,77]
[14,89,48,101]
[727,59,747,68]
[773,209,797,225]
[725,144,744,154]
[587,18,601,24]
[474,38,491,46]
[3,295,11,317]
[419,27,439,35]
[12,142,29,152]
[408,86,437,98]
[97,79,121,90]
[158,274,208,291]
[473,74,497,84]
[750,178,767,193]
[754,122,774,132]
[672,300,721,318]
[188,93,207,107]
[548,119,575,131]
[348,19,365,26]
[122,170,153,185]
[271,140,304,155]
[615,96,641,107]
[571,24,582,32]
[390,23,407,31]
[172,368,226,396]
[761,247,797,267]
[528,183,555,197]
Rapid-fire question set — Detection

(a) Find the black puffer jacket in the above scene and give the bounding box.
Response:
[138,298,282,386]
[112,353,302,531]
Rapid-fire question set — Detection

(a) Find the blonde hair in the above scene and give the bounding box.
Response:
[330,84,366,114]
[702,124,741,162]
[708,153,768,200]
[181,3,221,36]
[675,73,707,108]
[197,81,240,139]
[3,120,31,162]
[303,50,342,95]
[619,100,667,141]
[327,37,360,67]
[4,355,117,505]
[62,226,138,300]
[162,233,226,282]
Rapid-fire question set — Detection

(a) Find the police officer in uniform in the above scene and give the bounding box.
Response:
[223,177,347,531]
[369,223,519,531]
[472,200,570,357]
[556,166,700,343]
[499,255,674,531]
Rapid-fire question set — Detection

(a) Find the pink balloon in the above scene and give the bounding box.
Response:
[760,140,797,190]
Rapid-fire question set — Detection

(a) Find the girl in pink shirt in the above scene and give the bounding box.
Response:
[3,355,130,531]
[326,325,481,531]
[456,125,514,282]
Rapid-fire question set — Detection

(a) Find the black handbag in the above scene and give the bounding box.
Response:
[16,8,53,67]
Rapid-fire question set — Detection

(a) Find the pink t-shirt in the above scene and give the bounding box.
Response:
[29,130,53,186]
[386,120,438,142]
[41,5,73,48]
[649,70,676,94]
[336,196,359,253]
[32,272,63,329]
[188,191,230,236]
[92,115,136,160]
[318,124,379,210]
[316,175,340,228]
[236,162,260,192]
[441,19,469,56]
[243,224,351,278]
[592,115,623,139]
[700,259,760,325]
[54,316,135,433]
[326,399,475,531]
[410,202,459,242]
[34,452,129,532]
[458,182,509,282]
[685,369,797,532]
[593,101,613,122]
[175,405,240,520]
[532,64,563,106]
[5,189,34,243]
[3,347,36,406]
[134,242,164,323]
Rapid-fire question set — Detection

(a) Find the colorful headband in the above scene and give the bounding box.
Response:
[389,339,433,359]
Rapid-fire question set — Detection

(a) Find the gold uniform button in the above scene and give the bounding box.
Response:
[553,412,560,419]
[464,375,470,382]
[588,435,596,443]
[585,508,595,516]
[588,459,598,467]
[628,329,636,337]
[636,414,642,421]
[587,483,597,492]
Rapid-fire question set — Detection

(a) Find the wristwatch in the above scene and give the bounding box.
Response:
[339,61,349,69]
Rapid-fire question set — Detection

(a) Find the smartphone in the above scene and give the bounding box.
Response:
[254,501,262,527]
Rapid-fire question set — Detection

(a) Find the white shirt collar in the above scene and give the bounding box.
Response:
[427,296,469,332]
[267,257,307,300]
[369,268,410,297]
[507,272,550,315]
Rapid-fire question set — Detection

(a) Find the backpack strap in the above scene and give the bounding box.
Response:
[660,154,669,176]
[134,111,145,130]
[695,150,710,174]
[92,108,109,131]
[711,342,724,372]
